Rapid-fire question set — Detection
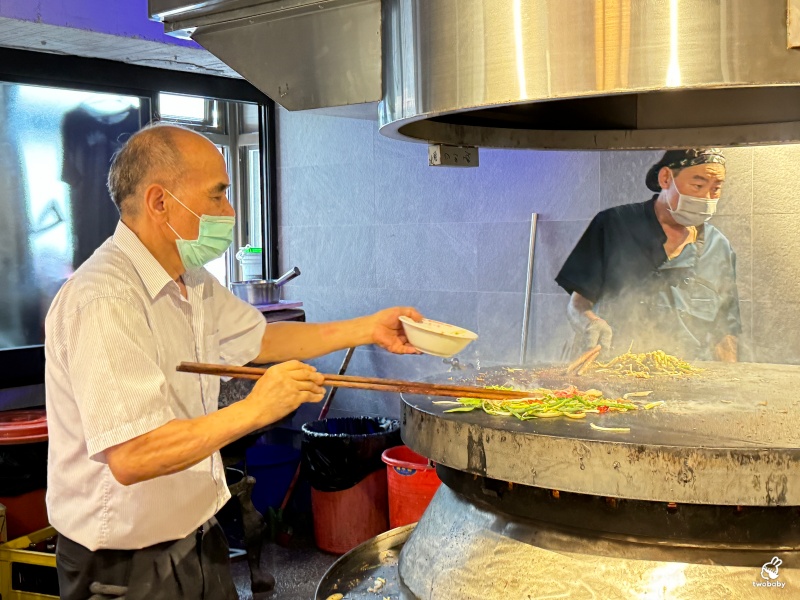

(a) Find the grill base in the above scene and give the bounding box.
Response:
[399,481,800,599]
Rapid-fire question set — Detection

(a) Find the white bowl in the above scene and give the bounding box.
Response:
[399,317,478,357]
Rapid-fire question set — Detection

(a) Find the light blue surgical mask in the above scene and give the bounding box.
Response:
[164,189,235,270]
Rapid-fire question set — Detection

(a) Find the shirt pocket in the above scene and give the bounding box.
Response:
[683,278,722,323]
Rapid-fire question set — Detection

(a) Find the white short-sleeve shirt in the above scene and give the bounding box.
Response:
[45,221,266,551]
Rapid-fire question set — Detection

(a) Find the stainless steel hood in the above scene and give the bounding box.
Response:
[150,0,800,149]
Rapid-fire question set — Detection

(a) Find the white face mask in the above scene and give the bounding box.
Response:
[667,174,718,227]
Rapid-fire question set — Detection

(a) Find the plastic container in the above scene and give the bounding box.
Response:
[0,409,49,540]
[0,410,47,444]
[235,245,263,280]
[381,445,441,528]
[310,469,388,554]
[301,417,401,554]
[245,443,300,514]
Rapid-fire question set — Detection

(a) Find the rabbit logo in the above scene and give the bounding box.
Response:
[762,557,782,581]
[753,557,786,588]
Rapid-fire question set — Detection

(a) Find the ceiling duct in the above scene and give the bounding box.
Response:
[150,0,800,149]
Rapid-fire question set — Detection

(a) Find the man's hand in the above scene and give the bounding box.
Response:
[581,317,613,353]
[369,307,424,355]
[246,360,326,427]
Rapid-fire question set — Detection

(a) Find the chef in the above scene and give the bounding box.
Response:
[45,123,423,600]
[556,148,740,362]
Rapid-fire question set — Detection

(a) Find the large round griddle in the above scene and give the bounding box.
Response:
[401,362,800,506]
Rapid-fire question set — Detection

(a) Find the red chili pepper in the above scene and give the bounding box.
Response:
[598,406,609,413]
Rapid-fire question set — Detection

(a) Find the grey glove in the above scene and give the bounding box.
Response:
[88,582,128,600]
[581,318,613,352]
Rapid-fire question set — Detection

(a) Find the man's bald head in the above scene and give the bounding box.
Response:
[107,124,204,217]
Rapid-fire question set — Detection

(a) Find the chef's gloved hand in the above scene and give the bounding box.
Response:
[581,317,613,353]
[88,582,128,599]
[714,334,738,363]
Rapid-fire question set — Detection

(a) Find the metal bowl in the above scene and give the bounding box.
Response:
[230,267,301,306]
[229,279,280,305]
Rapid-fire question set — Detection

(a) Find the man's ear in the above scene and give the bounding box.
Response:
[657,166,673,190]
[143,184,169,224]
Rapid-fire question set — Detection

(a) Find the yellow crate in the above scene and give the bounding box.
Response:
[0,526,58,600]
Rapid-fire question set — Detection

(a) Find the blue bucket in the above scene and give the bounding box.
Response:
[245,444,301,514]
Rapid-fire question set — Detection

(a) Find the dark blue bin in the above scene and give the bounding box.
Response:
[245,443,301,514]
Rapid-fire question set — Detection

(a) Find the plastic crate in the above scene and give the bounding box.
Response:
[0,526,58,600]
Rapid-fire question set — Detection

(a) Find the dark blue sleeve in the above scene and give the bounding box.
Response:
[555,214,606,303]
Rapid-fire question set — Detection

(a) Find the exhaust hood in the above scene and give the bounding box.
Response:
[149,0,800,150]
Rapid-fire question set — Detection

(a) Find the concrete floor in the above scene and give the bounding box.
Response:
[230,530,338,600]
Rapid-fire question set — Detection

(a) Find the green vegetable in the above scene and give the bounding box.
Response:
[441,384,663,429]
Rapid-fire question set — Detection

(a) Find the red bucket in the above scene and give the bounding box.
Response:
[311,469,388,554]
[381,446,441,528]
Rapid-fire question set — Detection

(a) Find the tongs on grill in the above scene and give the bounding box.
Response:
[566,345,602,376]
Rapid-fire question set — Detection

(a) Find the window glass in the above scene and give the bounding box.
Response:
[0,82,145,349]
[159,92,206,122]
[204,252,229,286]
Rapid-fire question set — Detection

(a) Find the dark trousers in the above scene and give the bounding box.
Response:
[55,518,238,600]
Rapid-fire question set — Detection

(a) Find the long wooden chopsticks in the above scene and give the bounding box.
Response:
[177,361,542,401]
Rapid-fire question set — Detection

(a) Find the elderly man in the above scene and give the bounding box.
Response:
[556,148,740,362]
[45,124,422,600]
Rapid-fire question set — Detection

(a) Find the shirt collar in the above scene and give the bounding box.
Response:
[113,221,176,299]
[646,196,668,243]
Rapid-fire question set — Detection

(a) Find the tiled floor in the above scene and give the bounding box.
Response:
[230,529,338,600]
